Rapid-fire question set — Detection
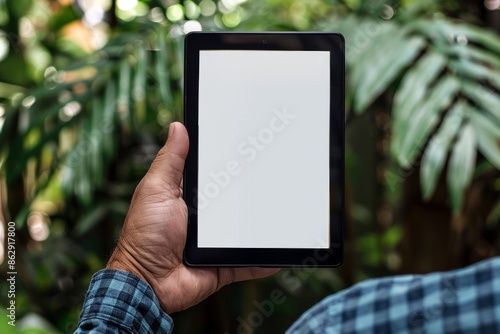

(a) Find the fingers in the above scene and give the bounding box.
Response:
[232,268,281,282]
[217,267,280,289]
[148,122,189,189]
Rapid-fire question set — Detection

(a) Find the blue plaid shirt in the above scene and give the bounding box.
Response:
[77,257,500,333]
[288,257,500,333]
[76,270,173,333]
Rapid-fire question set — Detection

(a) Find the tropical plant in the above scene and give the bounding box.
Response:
[336,7,500,214]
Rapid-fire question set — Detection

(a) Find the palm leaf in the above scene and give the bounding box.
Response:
[392,51,447,155]
[420,102,464,199]
[469,109,500,170]
[332,14,500,212]
[397,76,460,167]
[447,123,476,213]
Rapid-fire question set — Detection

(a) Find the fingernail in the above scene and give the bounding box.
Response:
[168,122,175,139]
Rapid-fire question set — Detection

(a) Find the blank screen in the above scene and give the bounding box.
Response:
[198,50,330,248]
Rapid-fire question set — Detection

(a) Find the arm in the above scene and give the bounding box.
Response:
[75,122,278,332]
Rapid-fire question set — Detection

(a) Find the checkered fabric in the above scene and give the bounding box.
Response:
[287,257,500,334]
[75,269,173,334]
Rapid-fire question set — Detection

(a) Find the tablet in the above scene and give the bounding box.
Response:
[183,32,344,267]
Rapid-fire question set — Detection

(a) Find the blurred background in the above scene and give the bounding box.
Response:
[1,0,500,333]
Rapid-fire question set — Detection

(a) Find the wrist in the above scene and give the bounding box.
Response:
[107,243,149,285]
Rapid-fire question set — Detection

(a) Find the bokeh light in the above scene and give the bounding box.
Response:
[200,0,217,16]
[166,4,184,22]
[485,0,500,10]
[185,1,201,20]
[28,212,50,242]
[117,0,137,11]
[0,33,8,62]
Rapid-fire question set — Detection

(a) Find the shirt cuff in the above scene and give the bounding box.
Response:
[76,269,173,334]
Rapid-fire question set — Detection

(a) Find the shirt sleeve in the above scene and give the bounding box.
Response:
[75,269,173,334]
[287,257,500,334]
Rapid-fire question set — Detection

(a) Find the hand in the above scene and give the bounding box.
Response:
[106,122,279,314]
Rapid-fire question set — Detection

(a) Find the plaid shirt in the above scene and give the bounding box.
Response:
[75,270,173,333]
[287,257,500,333]
[76,258,500,333]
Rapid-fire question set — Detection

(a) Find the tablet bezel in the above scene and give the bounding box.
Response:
[183,32,344,267]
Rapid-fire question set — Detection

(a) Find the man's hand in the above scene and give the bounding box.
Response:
[107,122,279,314]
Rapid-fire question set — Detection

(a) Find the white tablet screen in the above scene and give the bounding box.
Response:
[198,50,330,249]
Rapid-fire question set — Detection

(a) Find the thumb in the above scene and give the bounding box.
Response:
[147,122,189,189]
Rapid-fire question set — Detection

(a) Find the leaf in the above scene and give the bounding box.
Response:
[118,58,131,123]
[155,34,173,109]
[354,34,426,112]
[396,76,460,167]
[90,97,103,185]
[468,109,500,137]
[414,19,500,55]
[74,204,108,236]
[48,4,81,31]
[5,89,93,184]
[29,87,94,130]
[455,45,500,70]
[74,200,129,236]
[450,22,500,55]
[447,123,476,214]
[420,103,464,199]
[102,79,116,157]
[101,33,144,51]
[62,58,112,73]
[476,142,500,169]
[0,107,18,154]
[392,51,447,154]
[449,58,500,87]
[27,78,93,101]
[6,120,68,185]
[407,19,450,46]
[0,81,26,98]
[172,35,185,85]
[14,156,63,228]
[335,16,389,65]
[462,83,500,122]
[76,137,91,206]
[133,46,147,123]
[469,110,500,169]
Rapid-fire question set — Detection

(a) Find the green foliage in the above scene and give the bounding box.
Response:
[325,12,500,212]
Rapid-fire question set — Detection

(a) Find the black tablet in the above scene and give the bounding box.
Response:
[183,32,344,267]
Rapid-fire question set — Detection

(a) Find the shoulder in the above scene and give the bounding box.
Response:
[287,257,500,334]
